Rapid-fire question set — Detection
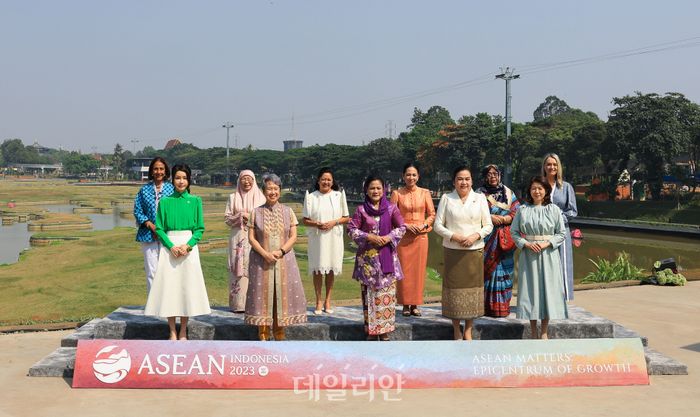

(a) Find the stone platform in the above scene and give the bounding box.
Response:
[28,305,687,377]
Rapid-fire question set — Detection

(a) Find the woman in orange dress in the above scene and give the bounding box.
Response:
[390,163,436,317]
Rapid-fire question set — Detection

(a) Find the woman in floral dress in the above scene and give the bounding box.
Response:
[347,175,406,341]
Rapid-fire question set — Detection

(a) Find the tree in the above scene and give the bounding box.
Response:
[0,139,44,164]
[533,95,572,121]
[606,92,700,199]
[363,138,404,180]
[140,146,157,157]
[398,106,454,161]
[112,143,125,178]
[63,152,99,175]
[570,122,606,179]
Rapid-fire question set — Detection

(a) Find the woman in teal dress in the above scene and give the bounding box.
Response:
[145,164,211,340]
[511,176,567,339]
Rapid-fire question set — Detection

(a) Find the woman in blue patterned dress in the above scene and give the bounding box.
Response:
[133,157,174,293]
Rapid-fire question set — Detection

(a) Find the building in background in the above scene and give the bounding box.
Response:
[283,140,303,152]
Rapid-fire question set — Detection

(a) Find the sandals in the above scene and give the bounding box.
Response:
[411,306,422,317]
[378,334,391,342]
[402,306,411,317]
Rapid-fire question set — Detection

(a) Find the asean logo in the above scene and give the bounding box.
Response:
[92,345,131,383]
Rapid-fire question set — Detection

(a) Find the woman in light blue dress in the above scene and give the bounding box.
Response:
[511,176,567,339]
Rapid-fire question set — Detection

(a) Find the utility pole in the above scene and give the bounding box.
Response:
[385,120,395,139]
[222,122,234,185]
[495,67,520,188]
[130,139,140,155]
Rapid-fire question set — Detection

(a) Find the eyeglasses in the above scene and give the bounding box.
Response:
[486,172,499,177]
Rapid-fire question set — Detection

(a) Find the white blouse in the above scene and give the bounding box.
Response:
[434,190,493,250]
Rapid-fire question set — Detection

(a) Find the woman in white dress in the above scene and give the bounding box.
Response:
[302,167,350,314]
[224,170,265,312]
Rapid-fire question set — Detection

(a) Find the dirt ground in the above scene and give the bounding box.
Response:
[1,282,698,417]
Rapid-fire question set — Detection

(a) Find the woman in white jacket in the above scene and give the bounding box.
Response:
[434,166,493,340]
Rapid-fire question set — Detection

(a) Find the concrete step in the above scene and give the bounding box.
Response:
[90,305,614,341]
[645,347,688,375]
[31,304,685,379]
[28,347,75,377]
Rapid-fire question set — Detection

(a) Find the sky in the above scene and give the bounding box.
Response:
[1,0,700,153]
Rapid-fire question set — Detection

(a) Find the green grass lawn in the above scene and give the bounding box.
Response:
[0,224,442,325]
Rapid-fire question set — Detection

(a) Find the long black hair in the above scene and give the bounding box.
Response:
[171,164,192,192]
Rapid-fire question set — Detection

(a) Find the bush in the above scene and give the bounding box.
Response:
[581,252,646,283]
[641,267,687,286]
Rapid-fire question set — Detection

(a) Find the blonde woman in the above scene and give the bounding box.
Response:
[542,153,578,301]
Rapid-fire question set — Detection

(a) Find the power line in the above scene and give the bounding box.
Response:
[138,35,700,142]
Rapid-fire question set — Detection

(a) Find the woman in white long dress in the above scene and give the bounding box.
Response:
[224,170,265,312]
[302,167,350,314]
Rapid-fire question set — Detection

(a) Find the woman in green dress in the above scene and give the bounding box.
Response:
[144,164,211,340]
[510,176,567,339]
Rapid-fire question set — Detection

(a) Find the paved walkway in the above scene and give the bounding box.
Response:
[1,282,698,417]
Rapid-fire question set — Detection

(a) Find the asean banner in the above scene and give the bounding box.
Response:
[73,338,648,389]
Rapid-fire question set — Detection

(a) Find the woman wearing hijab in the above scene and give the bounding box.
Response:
[347,175,406,341]
[477,164,520,318]
[224,170,266,312]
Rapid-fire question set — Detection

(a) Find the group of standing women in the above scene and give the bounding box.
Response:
[134,152,577,342]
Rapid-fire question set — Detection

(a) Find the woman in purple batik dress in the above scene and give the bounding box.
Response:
[347,175,406,341]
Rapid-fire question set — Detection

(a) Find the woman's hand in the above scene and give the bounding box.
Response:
[318,220,335,231]
[452,233,479,248]
[406,224,422,234]
[367,234,386,247]
[262,250,278,264]
[377,235,391,247]
[490,215,503,226]
[271,249,284,260]
[170,246,180,257]
[525,241,550,253]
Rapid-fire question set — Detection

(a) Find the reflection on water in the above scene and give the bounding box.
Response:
[425,228,700,283]
[0,205,135,264]
[0,222,32,265]
[3,206,699,278]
